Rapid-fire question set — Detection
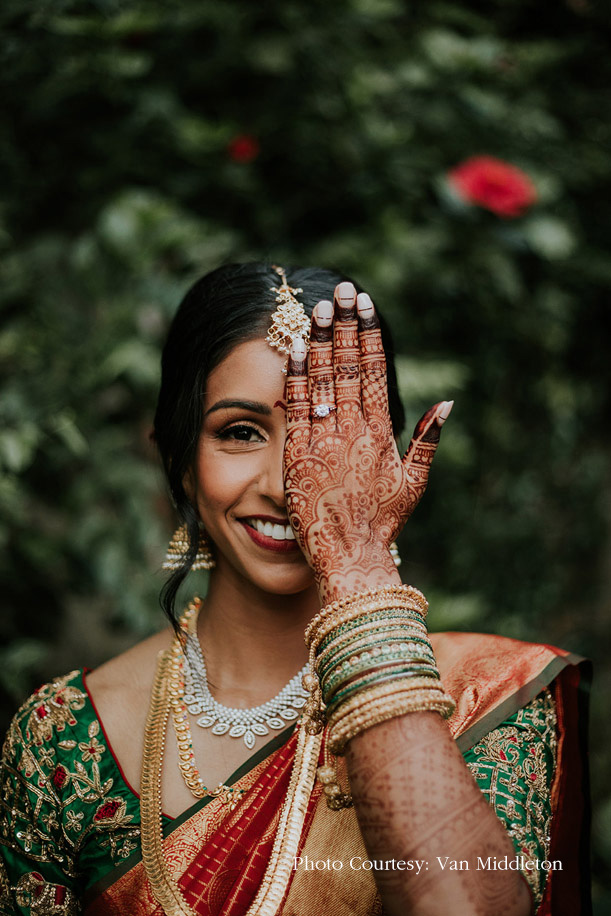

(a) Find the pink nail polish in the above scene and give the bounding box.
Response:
[438,400,454,424]
[337,281,355,301]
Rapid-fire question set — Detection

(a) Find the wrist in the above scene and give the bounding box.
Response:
[318,564,402,605]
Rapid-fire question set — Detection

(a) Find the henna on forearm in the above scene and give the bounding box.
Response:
[346,713,532,916]
[285,284,527,914]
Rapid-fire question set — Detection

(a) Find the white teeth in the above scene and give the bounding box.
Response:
[248,519,295,541]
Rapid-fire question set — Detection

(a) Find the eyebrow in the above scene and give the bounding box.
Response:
[203,399,272,419]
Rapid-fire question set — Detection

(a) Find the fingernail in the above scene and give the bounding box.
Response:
[356,292,374,315]
[315,300,333,326]
[336,281,356,302]
[437,400,454,425]
[291,337,307,357]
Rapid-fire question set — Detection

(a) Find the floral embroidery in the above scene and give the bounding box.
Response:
[52,766,69,791]
[78,736,105,764]
[465,690,557,908]
[93,799,129,825]
[25,677,86,748]
[14,871,78,915]
[64,812,83,834]
[0,669,144,912]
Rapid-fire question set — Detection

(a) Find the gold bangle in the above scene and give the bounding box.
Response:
[305,584,428,645]
[310,608,428,658]
[329,688,455,753]
[326,676,447,726]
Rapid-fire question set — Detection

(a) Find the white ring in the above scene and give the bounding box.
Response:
[312,404,335,419]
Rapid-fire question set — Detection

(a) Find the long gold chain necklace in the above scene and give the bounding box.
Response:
[168,603,245,805]
[140,603,323,916]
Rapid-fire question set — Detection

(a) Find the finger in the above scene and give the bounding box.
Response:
[309,300,336,437]
[357,292,391,438]
[401,401,453,505]
[333,281,361,427]
[285,338,311,448]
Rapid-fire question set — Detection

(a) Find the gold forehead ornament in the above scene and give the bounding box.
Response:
[266,265,311,360]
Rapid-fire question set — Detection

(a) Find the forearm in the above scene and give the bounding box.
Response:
[345,711,533,916]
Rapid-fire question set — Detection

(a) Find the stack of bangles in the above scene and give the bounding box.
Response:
[303,585,455,755]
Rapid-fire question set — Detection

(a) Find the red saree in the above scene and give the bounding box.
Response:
[84,633,590,916]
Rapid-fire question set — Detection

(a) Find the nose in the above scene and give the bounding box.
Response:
[259,433,287,508]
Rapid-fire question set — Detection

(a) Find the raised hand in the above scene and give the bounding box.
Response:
[284,282,452,604]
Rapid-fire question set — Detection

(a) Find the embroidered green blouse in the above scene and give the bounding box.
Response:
[0,670,557,915]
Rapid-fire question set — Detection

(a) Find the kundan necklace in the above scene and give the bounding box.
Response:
[182,625,309,750]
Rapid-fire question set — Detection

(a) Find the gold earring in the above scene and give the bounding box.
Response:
[163,524,215,571]
[390,541,401,567]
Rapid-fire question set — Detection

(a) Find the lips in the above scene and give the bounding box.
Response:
[239,517,299,553]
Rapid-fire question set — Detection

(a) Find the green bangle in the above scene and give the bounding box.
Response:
[318,633,433,681]
[321,647,437,697]
[323,659,438,704]
[316,609,427,655]
[325,663,441,713]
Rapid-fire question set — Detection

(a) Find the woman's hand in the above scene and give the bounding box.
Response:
[284,281,452,603]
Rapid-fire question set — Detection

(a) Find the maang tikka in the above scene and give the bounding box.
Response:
[266,265,311,365]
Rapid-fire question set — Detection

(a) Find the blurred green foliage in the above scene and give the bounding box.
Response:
[1,0,610,906]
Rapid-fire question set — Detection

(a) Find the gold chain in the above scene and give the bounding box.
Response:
[140,630,323,916]
[140,648,195,916]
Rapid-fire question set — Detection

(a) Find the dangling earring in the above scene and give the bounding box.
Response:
[390,541,401,567]
[163,524,215,571]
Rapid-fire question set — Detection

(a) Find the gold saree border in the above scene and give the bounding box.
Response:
[85,633,587,916]
[283,634,586,915]
[83,724,295,910]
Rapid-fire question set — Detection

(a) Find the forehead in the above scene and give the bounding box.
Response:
[203,338,287,408]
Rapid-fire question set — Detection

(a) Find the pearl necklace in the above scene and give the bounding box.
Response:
[183,631,309,749]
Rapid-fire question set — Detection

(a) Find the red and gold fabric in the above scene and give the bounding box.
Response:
[0,633,590,916]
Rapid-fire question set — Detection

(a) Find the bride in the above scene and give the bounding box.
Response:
[0,263,589,915]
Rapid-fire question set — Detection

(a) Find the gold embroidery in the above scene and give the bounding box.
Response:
[0,856,11,909]
[465,690,557,907]
[15,871,79,915]
[24,675,87,748]
[0,668,142,904]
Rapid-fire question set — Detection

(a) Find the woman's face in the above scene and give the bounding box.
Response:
[187,337,315,595]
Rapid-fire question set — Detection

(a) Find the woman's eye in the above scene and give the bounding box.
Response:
[219,424,265,443]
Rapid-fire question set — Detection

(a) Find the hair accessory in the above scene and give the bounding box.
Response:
[163,524,215,571]
[312,404,335,419]
[267,265,311,358]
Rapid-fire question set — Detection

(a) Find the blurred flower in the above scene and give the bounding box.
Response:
[448,155,537,218]
[227,134,260,163]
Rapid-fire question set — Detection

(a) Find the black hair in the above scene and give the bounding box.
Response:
[153,261,405,625]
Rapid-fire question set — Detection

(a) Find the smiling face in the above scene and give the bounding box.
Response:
[187,337,315,596]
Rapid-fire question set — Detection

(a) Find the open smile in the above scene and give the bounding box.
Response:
[238,517,300,554]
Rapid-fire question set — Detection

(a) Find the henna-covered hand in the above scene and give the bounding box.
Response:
[284,282,452,604]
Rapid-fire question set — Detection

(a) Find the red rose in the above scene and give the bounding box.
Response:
[52,765,68,789]
[94,799,122,822]
[448,155,537,218]
[227,134,260,164]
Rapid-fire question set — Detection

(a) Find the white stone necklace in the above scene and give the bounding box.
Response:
[183,632,309,749]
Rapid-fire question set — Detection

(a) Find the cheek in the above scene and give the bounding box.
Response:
[192,448,253,515]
